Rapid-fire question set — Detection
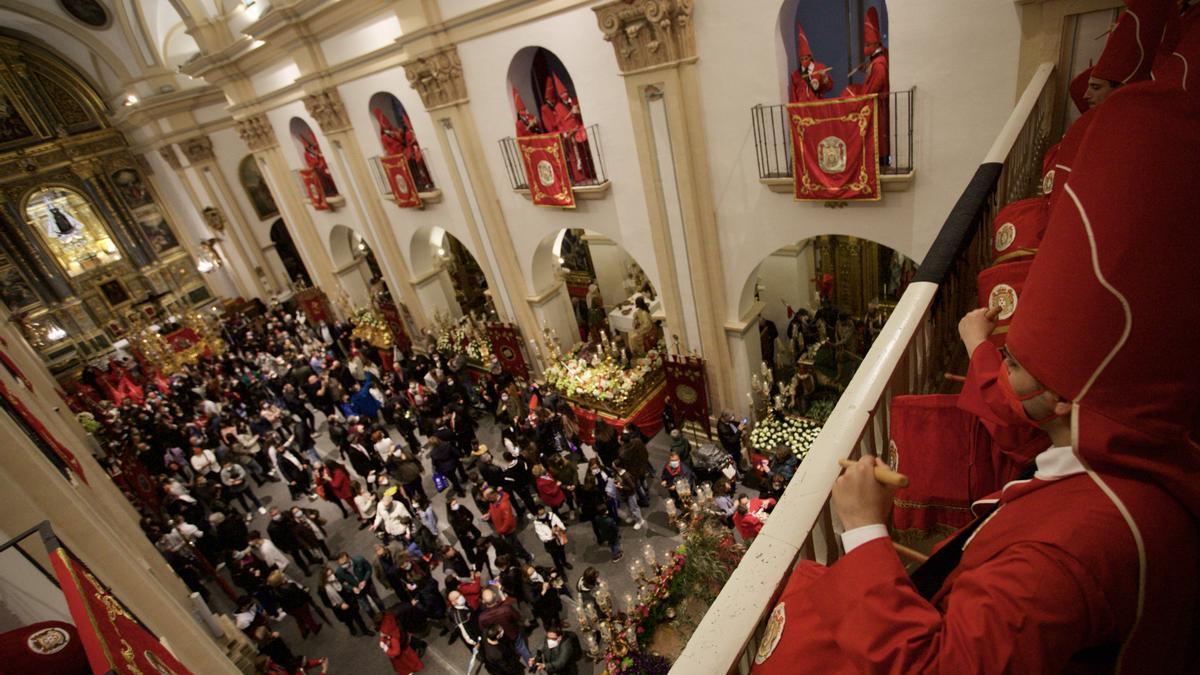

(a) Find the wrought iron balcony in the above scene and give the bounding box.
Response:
[498,123,610,198]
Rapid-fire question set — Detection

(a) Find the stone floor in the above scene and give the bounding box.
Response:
[204,411,700,674]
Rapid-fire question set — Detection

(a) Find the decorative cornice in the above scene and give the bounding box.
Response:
[234,114,279,153]
[302,88,351,133]
[158,146,182,170]
[593,0,696,74]
[179,135,215,164]
[401,45,468,111]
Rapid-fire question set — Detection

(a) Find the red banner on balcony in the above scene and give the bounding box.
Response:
[299,168,330,210]
[48,546,194,675]
[380,154,423,208]
[787,94,881,201]
[487,322,528,380]
[665,354,712,438]
[0,378,87,485]
[517,133,576,208]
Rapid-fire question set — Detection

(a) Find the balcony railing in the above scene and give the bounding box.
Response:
[752,88,915,180]
[498,123,608,191]
[672,64,1055,674]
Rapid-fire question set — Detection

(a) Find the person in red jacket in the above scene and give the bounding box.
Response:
[731,495,774,543]
[378,611,424,675]
[319,460,358,520]
[484,488,532,562]
[841,7,889,163]
[533,464,566,516]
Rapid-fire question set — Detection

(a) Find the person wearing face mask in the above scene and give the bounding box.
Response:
[445,495,484,569]
[480,624,524,675]
[752,74,1200,673]
[334,551,387,620]
[446,589,481,652]
[318,566,370,636]
[371,489,413,542]
[532,505,571,579]
[660,451,695,509]
[533,624,583,675]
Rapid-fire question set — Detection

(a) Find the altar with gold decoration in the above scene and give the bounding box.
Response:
[432,313,493,384]
[127,307,225,375]
[540,329,667,442]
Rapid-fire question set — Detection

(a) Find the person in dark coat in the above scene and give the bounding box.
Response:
[429,436,468,497]
[266,507,320,575]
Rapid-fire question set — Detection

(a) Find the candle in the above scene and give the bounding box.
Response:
[643,543,657,566]
[664,498,677,519]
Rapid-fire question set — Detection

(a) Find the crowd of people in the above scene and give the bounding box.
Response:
[87,299,769,674]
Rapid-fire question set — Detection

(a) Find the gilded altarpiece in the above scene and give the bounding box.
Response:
[0,37,208,376]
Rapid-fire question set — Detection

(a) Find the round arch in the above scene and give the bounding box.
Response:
[268,219,311,287]
[775,0,889,101]
[365,91,435,191]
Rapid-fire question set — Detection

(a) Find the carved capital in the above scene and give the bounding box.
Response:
[401,45,467,110]
[302,88,351,133]
[593,0,695,74]
[179,135,215,164]
[69,159,99,180]
[235,114,278,152]
[158,145,182,170]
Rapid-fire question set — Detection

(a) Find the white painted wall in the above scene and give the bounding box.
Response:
[251,60,300,98]
[455,11,660,297]
[692,0,1021,322]
[754,242,815,332]
[320,13,403,66]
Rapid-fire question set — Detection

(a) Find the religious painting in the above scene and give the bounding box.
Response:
[238,155,279,220]
[0,267,40,311]
[110,169,153,209]
[136,211,179,254]
[58,0,111,29]
[98,279,129,307]
[0,93,35,145]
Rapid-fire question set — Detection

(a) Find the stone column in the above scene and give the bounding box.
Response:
[401,45,546,355]
[301,87,429,327]
[593,0,737,413]
[233,113,342,299]
[176,135,274,298]
[157,143,257,298]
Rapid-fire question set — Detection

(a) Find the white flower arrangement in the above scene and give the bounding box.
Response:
[749,415,823,461]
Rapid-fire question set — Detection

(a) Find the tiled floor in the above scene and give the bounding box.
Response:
[205,412,696,674]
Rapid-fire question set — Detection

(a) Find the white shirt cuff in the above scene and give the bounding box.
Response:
[840,524,889,554]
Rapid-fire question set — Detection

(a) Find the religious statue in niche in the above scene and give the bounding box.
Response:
[299,132,339,197]
[110,169,153,209]
[41,194,85,239]
[238,155,279,220]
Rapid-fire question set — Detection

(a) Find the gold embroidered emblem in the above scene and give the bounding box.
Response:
[536,160,556,187]
[675,383,698,405]
[26,626,69,655]
[1041,169,1055,195]
[754,601,787,664]
[817,136,847,174]
[994,222,1016,252]
[886,439,899,471]
[988,283,1018,321]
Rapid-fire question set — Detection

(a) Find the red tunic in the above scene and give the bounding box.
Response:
[380,613,424,674]
[789,62,831,103]
[751,456,1199,673]
[487,492,517,535]
[843,53,890,160]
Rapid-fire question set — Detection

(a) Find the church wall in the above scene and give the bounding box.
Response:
[453,10,662,298]
[319,12,405,65]
[209,126,277,245]
[691,0,1022,323]
[337,68,481,278]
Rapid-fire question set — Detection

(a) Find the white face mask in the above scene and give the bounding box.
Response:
[669,460,680,468]
[454,597,467,608]
[547,638,561,649]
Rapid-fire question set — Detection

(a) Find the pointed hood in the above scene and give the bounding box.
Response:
[863,6,882,45]
[552,73,572,106]
[1092,0,1175,84]
[1151,5,1200,102]
[1068,65,1093,114]
[543,77,557,104]
[975,259,1034,347]
[796,22,814,60]
[512,87,529,116]
[1006,81,1200,517]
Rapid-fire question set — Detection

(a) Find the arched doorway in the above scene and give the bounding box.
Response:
[736,234,914,419]
[530,228,659,354]
[409,227,497,321]
[268,219,311,288]
[328,225,380,309]
[366,92,435,192]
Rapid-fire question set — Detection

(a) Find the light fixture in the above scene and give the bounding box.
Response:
[436,247,446,257]
[46,325,67,342]
[124,94,139,106]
